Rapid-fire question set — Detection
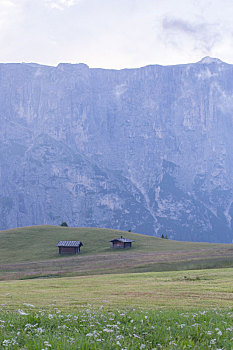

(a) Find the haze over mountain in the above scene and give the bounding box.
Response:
[0,57,232,242]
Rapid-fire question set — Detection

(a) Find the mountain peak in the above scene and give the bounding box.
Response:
[198,56,224,64]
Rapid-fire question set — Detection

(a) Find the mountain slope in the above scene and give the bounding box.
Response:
[0,58,232,242]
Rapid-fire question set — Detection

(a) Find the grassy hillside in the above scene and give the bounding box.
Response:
[0,225,233,280]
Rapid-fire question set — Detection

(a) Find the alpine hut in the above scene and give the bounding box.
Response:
[56,241,83,255]
[109,236,134,249]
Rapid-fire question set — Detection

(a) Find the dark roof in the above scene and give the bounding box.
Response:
[56,241,83,247]
[109,238,134,243]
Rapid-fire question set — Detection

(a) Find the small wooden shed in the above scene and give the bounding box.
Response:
[56,241,83,255]
[109,236,134,249]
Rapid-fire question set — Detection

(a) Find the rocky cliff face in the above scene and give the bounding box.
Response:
[0,57,232,242]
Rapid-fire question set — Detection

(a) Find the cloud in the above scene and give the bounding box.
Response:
[0,0,19,36]
[163,18,198,34]
[45,0,81,10]
[0,0,232,68]
[161,17,221,54]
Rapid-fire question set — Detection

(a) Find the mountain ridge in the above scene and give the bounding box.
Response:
[1,56,230,70]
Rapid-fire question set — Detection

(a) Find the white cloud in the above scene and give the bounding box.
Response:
[0,0,15,7]
[0,0,20,41]
[45,0,81,10]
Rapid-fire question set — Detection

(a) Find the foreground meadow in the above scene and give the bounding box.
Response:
[0,268,233,348]
[0,307,233,349]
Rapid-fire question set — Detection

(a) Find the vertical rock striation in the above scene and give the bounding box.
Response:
[0,57,232,242]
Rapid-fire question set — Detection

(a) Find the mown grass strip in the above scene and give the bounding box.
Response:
[0,268,233,311]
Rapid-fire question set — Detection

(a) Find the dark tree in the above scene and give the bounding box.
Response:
[60,222,68,227]
[161,234,164,239]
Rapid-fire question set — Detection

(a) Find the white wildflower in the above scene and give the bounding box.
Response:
[44,341,51,347]
[23,303,35,308]
[116,335,124,340]
[35,327,44,334]
[103,328,113,333]
[2,339,17,347]
[18,309,28,315]
[179,324,186,328]
[133,334,141,338]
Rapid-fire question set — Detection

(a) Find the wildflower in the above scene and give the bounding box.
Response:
[44,341,51,347]
[103,328,113,333]
[2,339,17,347]
[140,345,146,349]
[179,324,186,328]
[23,303,35,308]
[35,327,44,334]
[171,342,177,346]
[116,335,124,340]
[18,309,28,315]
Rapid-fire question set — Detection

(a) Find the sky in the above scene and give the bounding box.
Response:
[0,0,233,69]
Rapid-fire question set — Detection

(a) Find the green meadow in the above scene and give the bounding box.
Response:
[0,308,233,349]
[0,268,233,310]
[1,225,233,348]
[1,225,230,263]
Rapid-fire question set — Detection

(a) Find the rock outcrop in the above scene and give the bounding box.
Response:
[0,58,232,242]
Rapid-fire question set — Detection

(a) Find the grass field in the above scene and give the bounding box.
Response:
[1,268,233,310]
[1,226,233,348]
[1,308,233,349]
[0,268,233,348]
[1,225,233,280]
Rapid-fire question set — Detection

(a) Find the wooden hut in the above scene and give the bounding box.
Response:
[109,236,134,249]
[56,241,83,255]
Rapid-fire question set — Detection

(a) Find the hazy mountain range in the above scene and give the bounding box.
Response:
[0,56,232,242]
